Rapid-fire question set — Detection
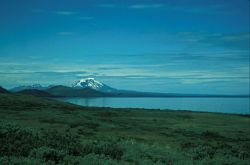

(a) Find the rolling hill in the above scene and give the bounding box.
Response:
[46,85,111,97]
[17,89,54,97]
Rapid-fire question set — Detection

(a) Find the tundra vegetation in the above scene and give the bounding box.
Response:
[0,93,249,164]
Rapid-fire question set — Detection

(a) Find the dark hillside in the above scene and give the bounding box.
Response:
[0,86,9,93]
[17,89,54,97]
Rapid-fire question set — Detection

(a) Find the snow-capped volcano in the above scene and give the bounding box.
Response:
[72,78,103,89]
[72,78,117,92]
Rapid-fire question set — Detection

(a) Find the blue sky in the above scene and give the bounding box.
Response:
[0,0,249,94]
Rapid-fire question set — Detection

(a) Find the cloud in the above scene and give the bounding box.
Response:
[129,4,164,9]
[127,3,225,13]
[198,33,250,49]
[177,32,250,50]
[0,56,248,92]
[98,3,164,9]
[149,51,249,63]
[97,3,223,14]
[173,5,226,14]
[55,11,77,16]
[96,67,121,70]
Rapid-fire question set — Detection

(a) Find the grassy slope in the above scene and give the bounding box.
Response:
[0,93,249,164]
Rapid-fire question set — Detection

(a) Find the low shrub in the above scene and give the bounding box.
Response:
[29,147,66,164]
[0,121,249,164]
[63,154,124,165]
[201,130,223,139]
[0,122,39,157]
[0,156,45,165]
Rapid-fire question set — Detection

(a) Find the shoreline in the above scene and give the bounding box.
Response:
[52,96,250,115]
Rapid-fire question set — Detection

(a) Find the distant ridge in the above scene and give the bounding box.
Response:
[17,89,53,97]
[9,78,250,98]
[10,84,47,92]
[0,86,9,93]
[46,85,110,97]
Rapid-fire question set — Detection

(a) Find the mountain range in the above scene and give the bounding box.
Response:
[3,78,249,98]
[10,84,48,92]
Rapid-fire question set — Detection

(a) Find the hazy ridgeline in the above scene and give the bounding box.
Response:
[0,93,249,164]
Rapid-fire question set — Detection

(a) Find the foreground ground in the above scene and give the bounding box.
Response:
[0,93,249,165]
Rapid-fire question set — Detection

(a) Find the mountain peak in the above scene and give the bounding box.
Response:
[72,78,104,89]
[72,78,116,92]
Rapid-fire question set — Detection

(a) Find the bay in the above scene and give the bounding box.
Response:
[55,97,250,114]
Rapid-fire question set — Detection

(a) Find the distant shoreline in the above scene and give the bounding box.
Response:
[53,96,250,115]
[47,94,250,98]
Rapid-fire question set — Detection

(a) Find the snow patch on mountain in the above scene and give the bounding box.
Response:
[72,78,117,92]
[72,78,103,89]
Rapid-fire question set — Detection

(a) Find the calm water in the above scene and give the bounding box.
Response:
[56,97,250,114]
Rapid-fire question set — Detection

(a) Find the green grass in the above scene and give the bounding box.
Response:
[0,93,249,164]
